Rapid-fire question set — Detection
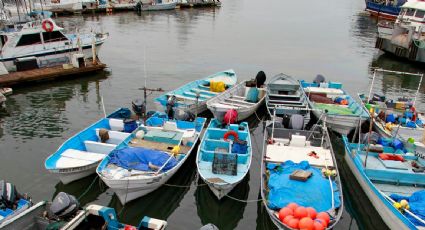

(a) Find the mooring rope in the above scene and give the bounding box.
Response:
[224,194,263,203]
[77,176,99,201]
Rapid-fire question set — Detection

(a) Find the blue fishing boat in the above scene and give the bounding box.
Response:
[342,135,425,229]
[154,70,237,115]
[45,108,137,184]
[0,181,31,227]
[196,119,251,200]
[261,121,344,229]
[365,0,406,20]
[300,77,369,135]
[97,112,207,204]
[1,191,167,229]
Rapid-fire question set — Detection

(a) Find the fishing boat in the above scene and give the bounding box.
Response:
[154,69,237,115]
[97,112,207,204]
[260,119,344,229]
[0,191,167,229]
[45,108,136,184]
[365,0,406,20]
[359,69,425,143]
[0,92,5,109]
[135,0,178,11]
[300,77,369,135]
[342,133,425,229]
[196,119,251,200]
[0,18,108,72]
[207,80,266,122]
[266,73,309,117]
[376,1,425,63]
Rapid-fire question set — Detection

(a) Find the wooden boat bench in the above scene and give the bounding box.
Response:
[55,149,106,168]
[95,129,131,145]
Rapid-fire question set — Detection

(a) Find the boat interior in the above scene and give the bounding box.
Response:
[198,121,251,184]
[46,117,132,170]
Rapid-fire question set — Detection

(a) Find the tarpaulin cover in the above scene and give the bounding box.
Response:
[109,147,177,172]
[390,190,425,226]
[267,161,341,212]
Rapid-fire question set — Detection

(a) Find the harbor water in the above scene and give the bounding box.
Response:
[1,0,425,228]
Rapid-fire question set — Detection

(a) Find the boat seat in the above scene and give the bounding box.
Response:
[225,98,255,105]
[210,102,250,109]
[84,141,117,155]
[265,144,334,167]
[191,88,218,95]
[365,169,425,185]
[289,135,306,147]
[95,129,131,145]
[163,121,178,131]
[108,118,124,131]
[183,91,212,99]
[55,149,106,169]
[173,94,206,102]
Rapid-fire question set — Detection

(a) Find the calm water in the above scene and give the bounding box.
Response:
[1,0,425,229]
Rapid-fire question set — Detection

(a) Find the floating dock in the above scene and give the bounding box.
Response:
[0,60,106,87]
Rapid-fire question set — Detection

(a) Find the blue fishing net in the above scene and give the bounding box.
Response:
[267,160,341,212]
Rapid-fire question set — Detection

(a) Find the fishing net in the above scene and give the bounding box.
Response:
[212,152,238,176]
[314,103,354,115]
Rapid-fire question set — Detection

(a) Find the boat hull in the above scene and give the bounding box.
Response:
[343,149,411,229]
[365,1,400,20]
[1,44,103,72]
[203,180,237,200]
[50,162,99,184]
[311,107,366,135]
[140,2,177,10]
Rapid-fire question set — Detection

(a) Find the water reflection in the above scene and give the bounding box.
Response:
[2,73,108,139]
[195,174,250,230]
[256,195,277,230]
[108,150,198,226]
[52,175,106,206]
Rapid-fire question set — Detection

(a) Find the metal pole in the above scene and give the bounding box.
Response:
[364,107,375,167]
[367,70,376,102]
[271,105,276,141]
[101,96,106,118]
[412,74,423,106]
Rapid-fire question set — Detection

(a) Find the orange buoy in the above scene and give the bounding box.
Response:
[283,215,294,225]
[287,202,299,211]
[314,219,327,228]
[294,206,308,219]
[313,221,325,230]
[306,207,317,219]
[279,207,294,221]
[288,218,300,229]
[299,217,314,230]
[316,212,330,226]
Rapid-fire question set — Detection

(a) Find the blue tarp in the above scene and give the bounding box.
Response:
[267,161,341,212]
[390,190,425,226]
[109,147,178,172]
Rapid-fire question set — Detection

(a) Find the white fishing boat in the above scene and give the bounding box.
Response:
[135,0,178,11]
[300,77,369,135]
[266,73,309,117]
[207,80,266,122]
[260,119,344,229]
[154,69,237,115]
[97,112,207,204]
[45,108,135,184]
[359,69,425,143]
[196,119,252,200]
[376,1,425,63]
[0,18,108,72]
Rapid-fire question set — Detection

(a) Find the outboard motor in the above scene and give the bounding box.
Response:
[255,71,267,87]
[313,74,325,84]
[0,180,21,209]
[132,99,145,118]
[166,95,177,119]
[50,192,79,219]
[288,114,304,130]
[176,111,195,121]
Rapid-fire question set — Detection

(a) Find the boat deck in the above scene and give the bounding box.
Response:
[129,138,191,154]
[0,60,106,87]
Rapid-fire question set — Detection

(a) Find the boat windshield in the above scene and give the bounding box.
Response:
[415,10,425,18]
[405,8,416,16]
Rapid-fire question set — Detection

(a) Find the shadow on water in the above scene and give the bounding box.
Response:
[195,174,250,230]
[331,133,390,230]
[256,192,278,230]
[371,53,425,73]
[1,72,109,139]
[52,174,106,207]
[108,145,199,226]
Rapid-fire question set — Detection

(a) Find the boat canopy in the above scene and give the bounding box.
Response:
[401,1,425,10]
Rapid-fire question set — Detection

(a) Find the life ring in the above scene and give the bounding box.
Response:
[223,130,238,142]
[42,20,54,32]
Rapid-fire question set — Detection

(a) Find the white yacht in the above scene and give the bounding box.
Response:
[0,18,108,71]
[376,1,425,63]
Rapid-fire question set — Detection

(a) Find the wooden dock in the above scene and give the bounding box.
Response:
[0,60,107,87]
